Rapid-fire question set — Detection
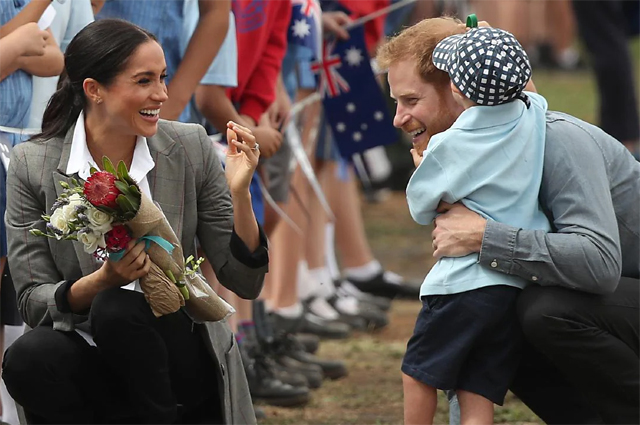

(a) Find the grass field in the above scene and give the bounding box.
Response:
[258,40,640,424]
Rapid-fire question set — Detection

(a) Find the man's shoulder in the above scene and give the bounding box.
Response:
[542,111,638,178]
[544,111,619,155]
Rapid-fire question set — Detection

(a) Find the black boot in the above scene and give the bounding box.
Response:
[268,332,348,380]
[240,343,310,407]
[253,301,323,389]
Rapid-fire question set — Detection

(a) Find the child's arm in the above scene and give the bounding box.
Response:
[160,0,230,120]
[13,28,63,77]
[406,152,454,226]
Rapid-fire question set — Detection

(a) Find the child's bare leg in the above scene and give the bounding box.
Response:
[403,373,436,424]
[457,389,494,425]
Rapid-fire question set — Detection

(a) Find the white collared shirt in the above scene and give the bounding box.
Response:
[68,112,156,293]
[67,111,155,198]
[68,112,157,345]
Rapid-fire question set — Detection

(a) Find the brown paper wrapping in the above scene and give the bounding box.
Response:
[127,193,233,321]
[126,194,185,317]
[141,262,185,317]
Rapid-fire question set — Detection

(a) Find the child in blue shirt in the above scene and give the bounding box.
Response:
[402,27,551,424]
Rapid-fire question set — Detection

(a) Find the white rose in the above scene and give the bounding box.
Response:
[61,203,78,223]
[79,230,106,254]
[67,193,83,208]
[86,207,113,234]
[49,208,70,235]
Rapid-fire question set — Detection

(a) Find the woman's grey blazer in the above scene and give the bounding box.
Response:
[5,120,266,424]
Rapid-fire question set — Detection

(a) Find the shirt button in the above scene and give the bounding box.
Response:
[490,260,498,268]
[532,276,538,281]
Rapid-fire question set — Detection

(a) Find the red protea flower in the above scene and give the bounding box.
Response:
[105,225,132,252]
[84,171,120,209]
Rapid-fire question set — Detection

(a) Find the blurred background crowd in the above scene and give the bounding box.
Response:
[0,0,638,423]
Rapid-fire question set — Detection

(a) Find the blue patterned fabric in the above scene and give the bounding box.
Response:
[1,0,33,137]
[97,0,192,121]
[1,0,33,257]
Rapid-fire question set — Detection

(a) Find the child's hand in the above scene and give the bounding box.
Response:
[410,148,422,168]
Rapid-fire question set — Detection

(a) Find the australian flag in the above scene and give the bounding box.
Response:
[312,26,397,159]
[288,0,322,59]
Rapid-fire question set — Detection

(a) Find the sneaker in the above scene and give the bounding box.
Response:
[270,332,348,380]
[271,354,324,389]
[300,297,351,339]
[346,271,420,299]
[337,280,392,311]
[329,293,389,331]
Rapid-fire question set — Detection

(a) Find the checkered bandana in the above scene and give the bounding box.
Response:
[432,27,531,106]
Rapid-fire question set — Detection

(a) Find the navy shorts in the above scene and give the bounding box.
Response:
[401,285,523,405]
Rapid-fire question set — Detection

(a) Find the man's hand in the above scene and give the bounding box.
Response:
[432,202,486,259]
[322,11,351,40]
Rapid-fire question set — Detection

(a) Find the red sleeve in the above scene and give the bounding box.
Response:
[338,0,389,53]
[238,1,291,123]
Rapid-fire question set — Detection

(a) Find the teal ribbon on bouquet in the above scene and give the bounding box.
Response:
[109,235,175,262]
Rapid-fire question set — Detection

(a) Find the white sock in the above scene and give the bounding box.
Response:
[308,266,336,299]
[344,260,383,281]
[274,302,303,319]
[324,222,341,281]
[296,260,314,301]
[2,324,24,425]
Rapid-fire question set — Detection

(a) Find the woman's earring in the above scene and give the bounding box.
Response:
[96,98,103,104]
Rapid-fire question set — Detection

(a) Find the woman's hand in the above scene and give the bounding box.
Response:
[98,240,151,287]
[225,121,260,195]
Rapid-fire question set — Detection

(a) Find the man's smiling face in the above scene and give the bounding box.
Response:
[388,59,463,156]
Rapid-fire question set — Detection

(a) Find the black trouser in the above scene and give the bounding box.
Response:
[511,277,639,424]
[2,288,221,424]
[572,0,640,143]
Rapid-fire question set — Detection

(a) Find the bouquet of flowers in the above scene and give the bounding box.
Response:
[31,157,234,322]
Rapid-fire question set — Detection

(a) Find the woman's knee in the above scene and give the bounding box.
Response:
[3,327,78,400]
[90,287,152,335]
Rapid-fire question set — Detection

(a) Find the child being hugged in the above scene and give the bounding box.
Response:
[403,27,551,424]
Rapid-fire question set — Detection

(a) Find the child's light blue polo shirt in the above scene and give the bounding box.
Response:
[406,92,552,297]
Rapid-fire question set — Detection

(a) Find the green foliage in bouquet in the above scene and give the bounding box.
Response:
[163,255,206,301]
[85,157,142,222]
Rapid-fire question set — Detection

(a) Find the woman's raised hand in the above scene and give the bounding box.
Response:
[225,121,260,195]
